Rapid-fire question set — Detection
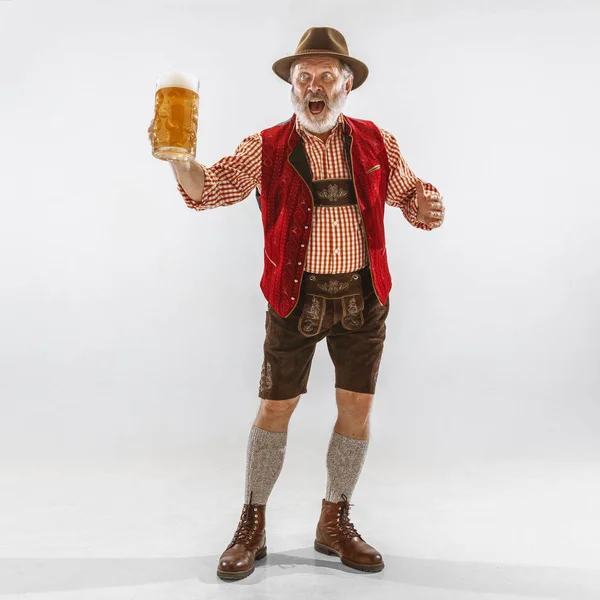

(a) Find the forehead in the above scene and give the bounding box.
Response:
[293,56,342,72]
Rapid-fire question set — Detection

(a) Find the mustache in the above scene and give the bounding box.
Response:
[304,92,328,106]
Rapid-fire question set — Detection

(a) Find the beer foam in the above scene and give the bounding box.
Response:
[156,71,198,92]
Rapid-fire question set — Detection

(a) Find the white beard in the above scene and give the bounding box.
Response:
[290,84,348,134]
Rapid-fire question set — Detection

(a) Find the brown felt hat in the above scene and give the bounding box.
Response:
[272,27,369,90]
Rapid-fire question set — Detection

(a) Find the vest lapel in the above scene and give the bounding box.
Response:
[288,136,313,189]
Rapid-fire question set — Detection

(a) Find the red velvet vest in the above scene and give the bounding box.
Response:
[259,114,392,318]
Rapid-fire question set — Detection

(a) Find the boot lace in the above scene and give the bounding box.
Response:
[338,493,362,540]
[228,490,259,549]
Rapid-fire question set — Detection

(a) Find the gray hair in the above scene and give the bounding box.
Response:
[288,58,354,86]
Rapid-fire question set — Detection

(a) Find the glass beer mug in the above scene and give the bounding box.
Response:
[152,71,199,161]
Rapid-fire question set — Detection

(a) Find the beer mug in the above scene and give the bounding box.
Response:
[151,71,199,161]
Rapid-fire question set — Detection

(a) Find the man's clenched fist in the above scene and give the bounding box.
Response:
[416,180,444,228]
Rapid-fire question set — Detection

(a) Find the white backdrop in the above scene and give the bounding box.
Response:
[2,1,600,595]
[1,0,599,463]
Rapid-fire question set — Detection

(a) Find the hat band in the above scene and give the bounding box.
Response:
[295,48,349,57]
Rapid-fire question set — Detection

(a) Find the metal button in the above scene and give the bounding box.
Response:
[308,207,311,211]
[352,274,359,280]
[333,220,338,226]
[291,297,295,300]
[301,244,305,248]
[334,248,339,254]
[297,261,302,265]
[309,275,316,281]
[294,279,298,283]
[304,225,308,229]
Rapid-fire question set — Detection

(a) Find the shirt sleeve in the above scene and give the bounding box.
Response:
[177,132,262,211]
[380,128,441,231]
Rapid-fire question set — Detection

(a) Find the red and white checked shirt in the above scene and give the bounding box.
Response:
[177,113,441,274]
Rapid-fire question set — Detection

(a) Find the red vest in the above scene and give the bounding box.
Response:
[259,114,392,318]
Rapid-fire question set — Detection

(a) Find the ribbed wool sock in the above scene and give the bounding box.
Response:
[244,426,288,505]
[325,431,369,503]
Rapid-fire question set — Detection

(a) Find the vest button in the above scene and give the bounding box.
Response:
[297,262,302,265]
[291,297,295,301]
[294,279,298,283]
[301,244,305,248]
[304,225,308,229]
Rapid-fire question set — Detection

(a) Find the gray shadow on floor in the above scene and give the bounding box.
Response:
[1,548,599,598]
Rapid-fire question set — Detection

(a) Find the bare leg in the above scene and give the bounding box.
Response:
[333,387,373,440]
[254,395,301,432]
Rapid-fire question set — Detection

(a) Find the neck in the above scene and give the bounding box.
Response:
[314,130,332,143]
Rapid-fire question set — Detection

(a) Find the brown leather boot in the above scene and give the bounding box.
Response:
[314,494,384,572]
[217,492,267,581]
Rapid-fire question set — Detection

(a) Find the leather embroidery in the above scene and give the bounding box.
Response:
[259,360,273,394]
[317,183,349,203]
[312,179,356,207]
[297,271,365,337]
[298,295,325,337]
[341,293,364,330]
[317,280,350,295]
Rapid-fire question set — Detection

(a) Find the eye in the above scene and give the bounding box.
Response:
[322,72,334,80]
[298,73,309,82]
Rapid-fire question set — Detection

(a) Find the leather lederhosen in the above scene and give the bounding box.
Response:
[297,177,368,337]
[297,268,366,337]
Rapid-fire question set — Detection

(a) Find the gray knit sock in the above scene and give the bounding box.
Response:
[244,426,288,505]
[325,431,369,503]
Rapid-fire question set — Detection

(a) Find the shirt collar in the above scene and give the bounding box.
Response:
[295,112,346,140]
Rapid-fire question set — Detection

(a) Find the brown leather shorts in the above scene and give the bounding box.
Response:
[258,266,389,400]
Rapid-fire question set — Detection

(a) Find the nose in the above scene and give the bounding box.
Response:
[306,75,324,95]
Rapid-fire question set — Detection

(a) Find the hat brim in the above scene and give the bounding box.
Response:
[272,52,368,90]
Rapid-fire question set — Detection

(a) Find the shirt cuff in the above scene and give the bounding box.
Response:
[176,165,218,210]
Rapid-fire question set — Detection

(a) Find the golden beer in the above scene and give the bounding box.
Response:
[152,71,199,161]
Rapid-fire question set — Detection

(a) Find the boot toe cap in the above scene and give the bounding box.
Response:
[365,546,383,563]
[220,556,250,571]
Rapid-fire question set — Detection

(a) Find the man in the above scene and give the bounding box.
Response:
[149,26,444,581]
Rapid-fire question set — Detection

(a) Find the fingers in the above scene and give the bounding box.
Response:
[421,189,443,208]
[148,118,155,146]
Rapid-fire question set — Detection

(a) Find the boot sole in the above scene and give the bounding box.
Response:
[216,546,267,581]
[314,539,385,572]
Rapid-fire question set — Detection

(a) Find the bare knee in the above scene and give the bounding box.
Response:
[254,395,301,432]
[336,388,373,418]
[334,388,373,438]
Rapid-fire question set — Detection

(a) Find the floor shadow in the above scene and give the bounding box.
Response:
[1,548,599,598]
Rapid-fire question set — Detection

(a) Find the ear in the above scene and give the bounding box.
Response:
[345,76,353,94]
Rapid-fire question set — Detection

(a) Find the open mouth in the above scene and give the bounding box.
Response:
[308,100,326,116]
